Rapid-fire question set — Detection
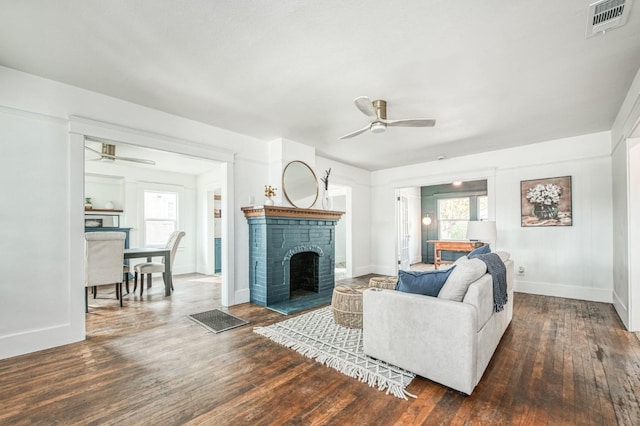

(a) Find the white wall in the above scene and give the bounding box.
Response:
[0,65,270,359]
[611,65,640,331]
[233,156,269,304]
[85,174,125,210]
[0,108,85,359]
[315,157,372,277]
[332,194,347,264]
[372,131,614,303]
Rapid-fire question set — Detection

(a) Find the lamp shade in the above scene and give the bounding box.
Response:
[466,220,497,242]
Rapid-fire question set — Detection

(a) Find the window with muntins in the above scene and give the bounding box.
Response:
[477,196,488,221]
[144,191,177,247]
[438,197,470,240]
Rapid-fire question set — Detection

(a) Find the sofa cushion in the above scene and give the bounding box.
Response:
[463,274,494,332]
[395,268,455,297]
[468,244,491,258]
[438,257,487,301]
[495,251,510,262]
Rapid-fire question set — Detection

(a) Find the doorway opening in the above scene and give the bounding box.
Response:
[80,126,233,327]
[329,184,351,280]
[395,180,489,274]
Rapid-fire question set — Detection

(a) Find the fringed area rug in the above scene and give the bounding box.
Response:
[254,306,416,399]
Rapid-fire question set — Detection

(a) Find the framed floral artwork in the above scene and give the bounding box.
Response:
[520,176,572,227]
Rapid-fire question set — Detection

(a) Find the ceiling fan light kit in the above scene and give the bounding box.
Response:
[339,96,436,139]
[370,122,386,133]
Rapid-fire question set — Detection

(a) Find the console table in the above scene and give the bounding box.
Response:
[428,240,486,269]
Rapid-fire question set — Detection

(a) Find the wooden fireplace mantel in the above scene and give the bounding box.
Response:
[241,205,344,220]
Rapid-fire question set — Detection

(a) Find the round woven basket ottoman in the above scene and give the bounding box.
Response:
[331,285,369,328]
[368,276,398,290]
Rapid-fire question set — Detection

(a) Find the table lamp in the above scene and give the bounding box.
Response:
[466,220,497,249]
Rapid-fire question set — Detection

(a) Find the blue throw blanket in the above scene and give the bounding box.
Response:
[474,253,508,312]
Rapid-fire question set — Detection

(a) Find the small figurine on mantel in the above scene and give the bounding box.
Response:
[264,185,277,206]
[320,168,332,210]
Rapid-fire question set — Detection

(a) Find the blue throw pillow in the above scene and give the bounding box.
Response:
[468,244,491,258]
[395,268,455,297]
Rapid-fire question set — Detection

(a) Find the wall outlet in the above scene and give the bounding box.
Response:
[517,266,525,275]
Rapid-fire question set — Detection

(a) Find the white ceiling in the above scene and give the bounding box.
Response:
[1,1,639,170]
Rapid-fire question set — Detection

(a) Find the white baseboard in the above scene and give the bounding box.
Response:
[0,323,84,361]
[352,265,376,277]
[612,290,630,330]
[172,264,197,275]
[514,279,613,303]
[194,264,213,275]
[369,264,397,277]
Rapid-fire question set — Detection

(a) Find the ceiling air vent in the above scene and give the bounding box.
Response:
[586,0,632,37]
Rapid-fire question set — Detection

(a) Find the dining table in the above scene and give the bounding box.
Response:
[124,247,172,296]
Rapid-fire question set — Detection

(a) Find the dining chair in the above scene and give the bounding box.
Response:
[85,232,126,313]
[123,264,131,293]
[133,231,185,296]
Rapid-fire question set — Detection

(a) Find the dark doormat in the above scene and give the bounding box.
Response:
[188,309,249,333]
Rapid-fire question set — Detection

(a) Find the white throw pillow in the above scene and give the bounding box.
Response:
[438,257,487,302]
[453,255,469,265]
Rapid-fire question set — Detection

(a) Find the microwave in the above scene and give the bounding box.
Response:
[85,214,120,228]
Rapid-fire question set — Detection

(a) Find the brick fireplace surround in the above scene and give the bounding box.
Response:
[242,206,344,314]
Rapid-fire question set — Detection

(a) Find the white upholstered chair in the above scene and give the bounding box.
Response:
[134,231,185,296]
[85,232,126,313]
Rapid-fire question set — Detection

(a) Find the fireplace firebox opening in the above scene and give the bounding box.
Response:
[289,251,319,299]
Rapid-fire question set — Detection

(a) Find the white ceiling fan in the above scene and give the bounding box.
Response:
[339,96,436,140]
[84,141,156,165]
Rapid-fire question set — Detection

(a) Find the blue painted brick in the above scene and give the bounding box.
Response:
[246,213,340,309]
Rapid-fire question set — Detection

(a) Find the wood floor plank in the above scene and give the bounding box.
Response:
[1,273,640,424]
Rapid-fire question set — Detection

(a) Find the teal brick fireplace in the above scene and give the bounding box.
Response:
[242,206,344,314]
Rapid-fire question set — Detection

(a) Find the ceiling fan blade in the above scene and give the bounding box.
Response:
[84,145,102,155]
[338,123,372,140]
[110,155,156,165]
[383,118,436,127]
[353,96,377,119]
[84,145,110,162]
[83,145,155,165]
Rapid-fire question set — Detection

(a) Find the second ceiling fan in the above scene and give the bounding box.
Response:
[339,96,436,140]
[85,140,156,165]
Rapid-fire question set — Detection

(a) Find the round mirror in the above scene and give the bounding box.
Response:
[282,161,319,209]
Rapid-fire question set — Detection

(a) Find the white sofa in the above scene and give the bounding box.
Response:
[363,257,514,395]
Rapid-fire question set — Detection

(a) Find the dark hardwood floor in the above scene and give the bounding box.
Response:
[1,274,640,425]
